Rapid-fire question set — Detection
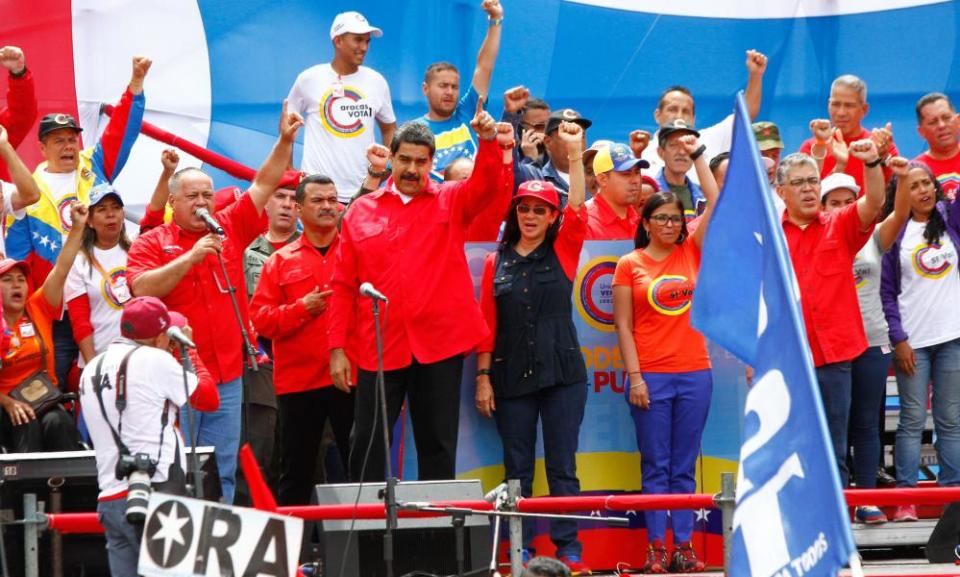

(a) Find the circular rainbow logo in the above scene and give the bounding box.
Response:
[911,243,953,279]
[647,274,694,316]
[575,256,619,332]
[320,87,370,138]
[100,267,129,310]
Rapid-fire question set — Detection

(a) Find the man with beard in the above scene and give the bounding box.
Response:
[251,171,355,504]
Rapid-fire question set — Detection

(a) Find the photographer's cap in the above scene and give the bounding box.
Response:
[121,296,171,340]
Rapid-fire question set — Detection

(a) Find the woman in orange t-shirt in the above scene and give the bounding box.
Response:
[612,129,719,574]
[0,201,88,453]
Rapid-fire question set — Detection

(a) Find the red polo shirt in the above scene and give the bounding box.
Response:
[466,156,513,242]
[781,202,873,367]
[329,138,503,371]
[584,193,639,240]
[799,128,897,191]
[250,234,344,394]
[127,193,264,383]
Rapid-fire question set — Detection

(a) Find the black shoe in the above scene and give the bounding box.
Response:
[876,467,896,487]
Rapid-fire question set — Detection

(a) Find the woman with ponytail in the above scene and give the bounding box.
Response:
[880,161,960,521]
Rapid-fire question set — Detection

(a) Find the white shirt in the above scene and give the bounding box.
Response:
[287,64,396,202]
[642,114,734,185]
[0,181,19,257]
[79,341,198,500]
[36,170,78,232]
[65,245,130,367]
[853,233,888,348]
[898,219,960,348]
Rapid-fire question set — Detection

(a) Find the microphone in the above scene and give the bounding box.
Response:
[166,326,197,349]
[194,207,224,235]
[359,282,388,303]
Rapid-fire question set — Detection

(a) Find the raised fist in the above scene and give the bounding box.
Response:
[495,122,515,149]
[503,86,530,114]
[848,138,879,163]
[629,129,651,158]
[470,108,497,141]
[366,143,390,172]
[0,47,25,74]
[745,49,768,76]
[888,155,909,178]
[70,201,89,229]
[161,149,180,171]
[809,119,832,142]
[870,122,893,159]
[481,0,504,20]
[557,121,584,154]
[678,134,701,156]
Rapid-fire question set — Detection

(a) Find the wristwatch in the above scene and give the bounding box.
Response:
[689,144,707,162]
[476,368,492,377]
[367,164,390,179]
[864,156,885,169]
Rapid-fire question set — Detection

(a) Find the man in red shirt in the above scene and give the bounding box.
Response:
[584,142,648,240]
[329,109,510,482]
[800,74,898,190]
[913,92,960,200]
[776,140,886,484]
[126,107,302,503]
[250,173,352,504]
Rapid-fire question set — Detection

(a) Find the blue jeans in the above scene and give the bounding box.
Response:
[494,382,587,558]
[849,347,891,488]
[53,314,79,391]
[816,361,853,485]
[185,377,242,503]
[97,499,141,577]
[894,337,960,487]
[627,369,712,543]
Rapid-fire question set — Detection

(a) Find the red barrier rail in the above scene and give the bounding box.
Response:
[42,487,960,535]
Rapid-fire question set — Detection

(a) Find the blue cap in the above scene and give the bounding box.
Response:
[88,183,123,208]
[592,142,650,174]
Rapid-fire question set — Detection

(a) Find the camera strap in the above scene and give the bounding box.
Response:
[92,346,170,464]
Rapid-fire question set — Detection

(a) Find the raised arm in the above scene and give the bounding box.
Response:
[42,202,87,308]
[688,135,720,248]
[0,125,40,210]
[876,156,911,251]
[849,139,886,229]
[248,101,303,213]
[471,0,504,99]
[743,50,768,121]
[0,46,37,150]
[378,121,395,149]
[90,57,150,184]
[556,121,585,210]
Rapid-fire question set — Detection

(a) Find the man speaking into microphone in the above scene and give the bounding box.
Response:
[329,104,512,482]
[125,106,303,503]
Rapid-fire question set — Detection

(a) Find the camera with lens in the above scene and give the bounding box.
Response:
[115,452,157,524]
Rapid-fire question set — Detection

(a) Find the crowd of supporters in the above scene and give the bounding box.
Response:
[1,3,960,574]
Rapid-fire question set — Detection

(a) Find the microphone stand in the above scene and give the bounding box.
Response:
[373,298,397,577]
[216,252,259,373]
[178,344,204,500]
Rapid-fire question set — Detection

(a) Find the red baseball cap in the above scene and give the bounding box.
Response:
[516,180,559,210]
[641,175,660,191]
[121,296,171,340]
[0,258,30,278]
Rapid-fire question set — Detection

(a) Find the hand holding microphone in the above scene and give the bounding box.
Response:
[166,325,196,349]
[195,207,224,235]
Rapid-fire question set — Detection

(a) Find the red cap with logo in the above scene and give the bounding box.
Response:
[121,296,172,340]
[516,180,560,210]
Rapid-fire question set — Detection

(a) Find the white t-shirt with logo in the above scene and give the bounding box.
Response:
[287,64,396,202]
[79,341,198,500]
[36,170,79,234]
[898,218,960,348]
[65,245,130,367]
[0,181,20,257]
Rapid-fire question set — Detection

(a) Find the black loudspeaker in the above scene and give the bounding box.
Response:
[312,479,491,577]
[926,501,960,562]
[0,448,221,577]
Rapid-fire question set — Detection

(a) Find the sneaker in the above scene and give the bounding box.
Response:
[558,555,592,576]
[876,467,896,487]
[644,540,668,574]
[892,505,918,522]
[854,505,888,524]
[669,542,706,573]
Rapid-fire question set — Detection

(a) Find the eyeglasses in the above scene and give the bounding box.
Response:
[649,214,684,226]
[786,177,821,188]
[521,122,547,132]
[517,204,550,216]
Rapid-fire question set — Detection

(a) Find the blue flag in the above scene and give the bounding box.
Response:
[690,93,856,577]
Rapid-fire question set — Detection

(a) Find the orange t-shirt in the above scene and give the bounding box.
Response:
[612,242,710,373]
[0,290,60,394]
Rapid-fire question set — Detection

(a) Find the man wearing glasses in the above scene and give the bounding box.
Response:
[583,142,649,240]
[126,107,303,504]
[776,142,886,484]
[514,108,592,202]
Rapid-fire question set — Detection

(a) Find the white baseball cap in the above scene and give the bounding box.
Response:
[330,11,383,40]
[820,172,861,202]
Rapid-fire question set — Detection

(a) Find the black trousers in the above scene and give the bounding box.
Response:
[1,405,81,453]
[350,355,464,482]
[276,387,354,505]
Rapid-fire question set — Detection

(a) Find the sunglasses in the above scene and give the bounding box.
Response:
[517,204,550,216]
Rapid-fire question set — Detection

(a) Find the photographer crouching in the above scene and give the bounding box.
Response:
[79,296,219,577]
